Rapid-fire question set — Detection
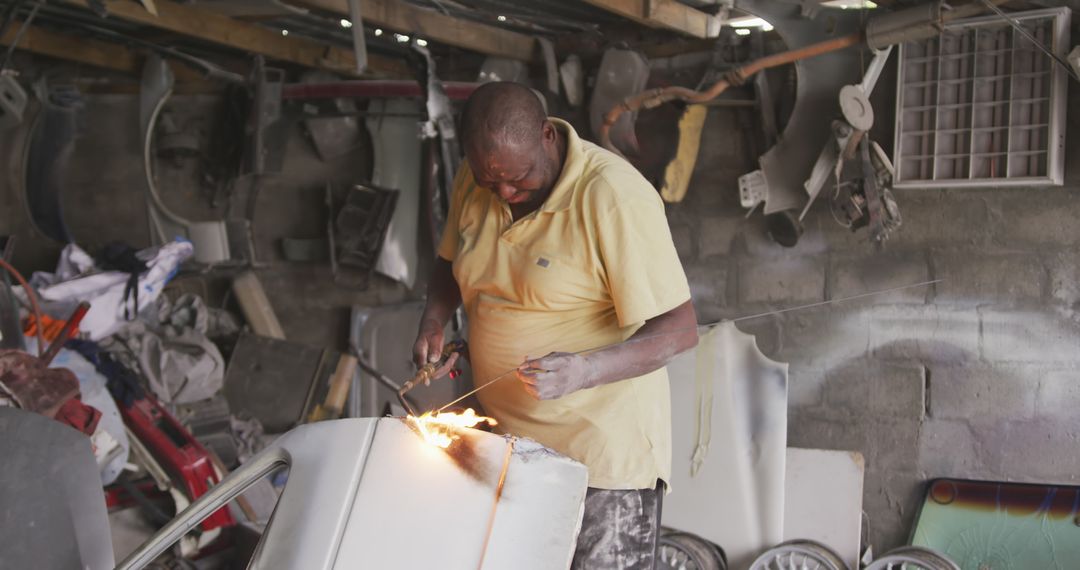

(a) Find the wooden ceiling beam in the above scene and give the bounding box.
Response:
[287,0,537,61]
[1,20,140,74]
[63,0,409,77]
[579,0,718,38]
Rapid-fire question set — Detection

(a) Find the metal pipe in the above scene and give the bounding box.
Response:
[598,0,1013,156]
[599,32,864,154]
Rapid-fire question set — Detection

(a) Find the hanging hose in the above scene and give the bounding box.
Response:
[599,32,864,155]
[598,0,1013,156]
[0,257,45,357]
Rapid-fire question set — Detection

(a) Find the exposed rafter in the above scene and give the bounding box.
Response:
[0,18,214,83]
[63,0,410,77]
[288,0,537,61]
[579,0,719,38]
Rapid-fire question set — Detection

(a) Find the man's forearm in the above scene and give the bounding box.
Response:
[420,256,462,328]
[582,300,698,388]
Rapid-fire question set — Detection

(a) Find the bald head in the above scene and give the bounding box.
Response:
[458,82,566,214]
[461,82,547,154]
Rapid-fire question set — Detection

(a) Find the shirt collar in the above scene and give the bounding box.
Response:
[538,118,584,213]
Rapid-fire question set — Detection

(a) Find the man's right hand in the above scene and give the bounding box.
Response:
[413,318,446,367]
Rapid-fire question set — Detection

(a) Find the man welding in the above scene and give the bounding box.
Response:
[412,81,698,569]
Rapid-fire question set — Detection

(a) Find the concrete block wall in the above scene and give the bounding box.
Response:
[670,107,1080,552]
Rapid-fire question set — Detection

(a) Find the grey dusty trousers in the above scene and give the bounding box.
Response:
[571,481,664,569]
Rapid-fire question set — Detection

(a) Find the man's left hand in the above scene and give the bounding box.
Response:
[516,352,594,400]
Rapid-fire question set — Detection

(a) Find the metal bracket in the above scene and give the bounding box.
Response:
[346,0,367,75]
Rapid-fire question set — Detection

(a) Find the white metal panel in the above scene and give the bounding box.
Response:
[783,448,865,570]
[664,323,789,570]
[335,419,588,569]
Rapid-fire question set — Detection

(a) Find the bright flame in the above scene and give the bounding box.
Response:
[407,409,497,449]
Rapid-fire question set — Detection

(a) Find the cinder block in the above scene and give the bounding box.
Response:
[862,472,925,553]
[738,256,825,304]
[1036,370,1080,420]
[886,190,992,249]
[823,359,926,420]
[928,365,1037,423]
[1047,252,1080,307]
[777,304,871,369]
[698,214,740,257]
[786,366,826,410]
[669,222,695,261]
[917,419,997,478]
[685,261,730,313]
[980,308,1080,364]
[996,419,1080,482]
[932,252,1045,307]
[788,412,920,477]
[865,305,981,363]
[991,191,1080,247]
[743,214,828,259]
[831,253,931,304]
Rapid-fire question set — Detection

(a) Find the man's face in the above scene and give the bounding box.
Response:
[467,121,560,211]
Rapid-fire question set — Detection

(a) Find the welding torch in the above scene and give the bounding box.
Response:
[355,339,467,417]
[396,340,467,415]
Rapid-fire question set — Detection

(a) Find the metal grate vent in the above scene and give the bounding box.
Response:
[894,7,1070,188]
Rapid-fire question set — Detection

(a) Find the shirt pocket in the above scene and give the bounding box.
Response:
[516,247,599,310]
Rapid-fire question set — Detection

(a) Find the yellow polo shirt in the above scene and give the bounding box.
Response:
[438,119,691,489]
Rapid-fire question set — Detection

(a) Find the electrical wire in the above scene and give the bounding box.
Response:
[0,257,45,357]
[0,1,42,72]
[434,278,943,413]
[978,0,1080,83]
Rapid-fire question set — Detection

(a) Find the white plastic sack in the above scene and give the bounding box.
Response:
[29,241,193,341]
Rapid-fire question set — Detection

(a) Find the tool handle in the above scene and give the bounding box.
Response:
[39,301,90,366]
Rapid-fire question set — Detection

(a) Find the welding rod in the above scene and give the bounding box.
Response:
[435,279,942,413]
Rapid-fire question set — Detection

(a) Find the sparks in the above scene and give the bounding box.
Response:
[407,409,497,449]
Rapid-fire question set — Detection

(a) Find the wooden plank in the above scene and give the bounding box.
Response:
[0,20,140,73]
[64,0,408,77]
[579,0,717,38]
[1,20,236,85]
[289,0,536,61]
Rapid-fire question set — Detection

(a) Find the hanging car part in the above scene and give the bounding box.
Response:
[864,546,960,570]
[346,0,367,74]
[748,539,848,570]
[801,46,893,217]
[140,55,235,264]
[592,48,651,155]
[330,184,398,289]
[415,44,460,242]
[24,80,81,243]
[602,0,1011,225]
[0,75,27,130]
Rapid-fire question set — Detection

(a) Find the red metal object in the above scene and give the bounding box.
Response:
[120,395,235,532]
[104,479,170,512]
[281,80,480,101]
[39,301,90,366]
